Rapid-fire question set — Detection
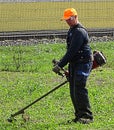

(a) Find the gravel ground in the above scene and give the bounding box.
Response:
[0,36,114,46]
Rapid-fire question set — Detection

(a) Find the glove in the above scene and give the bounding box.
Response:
[52,65,61,74]
[52,59,59,66]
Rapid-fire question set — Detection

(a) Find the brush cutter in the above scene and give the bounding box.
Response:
[7,51,106,122]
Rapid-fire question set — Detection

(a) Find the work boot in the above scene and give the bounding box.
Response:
[71,117,93,124]
[78,118,93,124]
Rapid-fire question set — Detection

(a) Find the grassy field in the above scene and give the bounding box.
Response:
[0,41,114,130]
[0,1,114,31]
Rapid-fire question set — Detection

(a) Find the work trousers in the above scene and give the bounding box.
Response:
[69,62,93,119]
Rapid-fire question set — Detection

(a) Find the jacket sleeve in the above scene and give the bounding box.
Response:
[58,29,84,68]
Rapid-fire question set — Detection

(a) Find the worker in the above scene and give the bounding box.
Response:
[52,8,93,124]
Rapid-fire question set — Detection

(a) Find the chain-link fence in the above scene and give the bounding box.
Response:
[0,0,114,31]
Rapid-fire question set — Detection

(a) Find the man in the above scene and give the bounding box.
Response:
[52,8,93,124]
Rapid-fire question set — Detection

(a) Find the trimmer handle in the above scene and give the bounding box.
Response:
[52,59,69,79]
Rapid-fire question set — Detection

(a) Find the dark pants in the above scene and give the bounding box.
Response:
[69,62,93,119]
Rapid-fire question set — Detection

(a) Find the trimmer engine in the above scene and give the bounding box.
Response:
[92,50,106,69]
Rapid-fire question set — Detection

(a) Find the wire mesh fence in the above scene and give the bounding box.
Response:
[0,0,114,31]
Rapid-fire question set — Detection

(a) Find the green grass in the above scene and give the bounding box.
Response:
[0,41,114,130]
[0,1,114,31]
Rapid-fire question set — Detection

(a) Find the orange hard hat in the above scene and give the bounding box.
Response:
[61,8,78,20]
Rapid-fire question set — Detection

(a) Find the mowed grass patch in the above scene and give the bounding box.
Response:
[0,1,114,31]
[0,41,114,130]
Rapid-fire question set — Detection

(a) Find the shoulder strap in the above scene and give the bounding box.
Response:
[74,23,87,32]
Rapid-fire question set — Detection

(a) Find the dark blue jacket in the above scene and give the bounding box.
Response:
[58,23,92,68]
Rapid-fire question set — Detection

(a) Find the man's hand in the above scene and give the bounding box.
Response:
[52,65,61,74]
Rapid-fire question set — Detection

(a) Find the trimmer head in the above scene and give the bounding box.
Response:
[7,115,16,123]
[7,113,29,123]
[7,118,13,123]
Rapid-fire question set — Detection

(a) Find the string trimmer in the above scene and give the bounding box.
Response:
[7,51,106,122]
